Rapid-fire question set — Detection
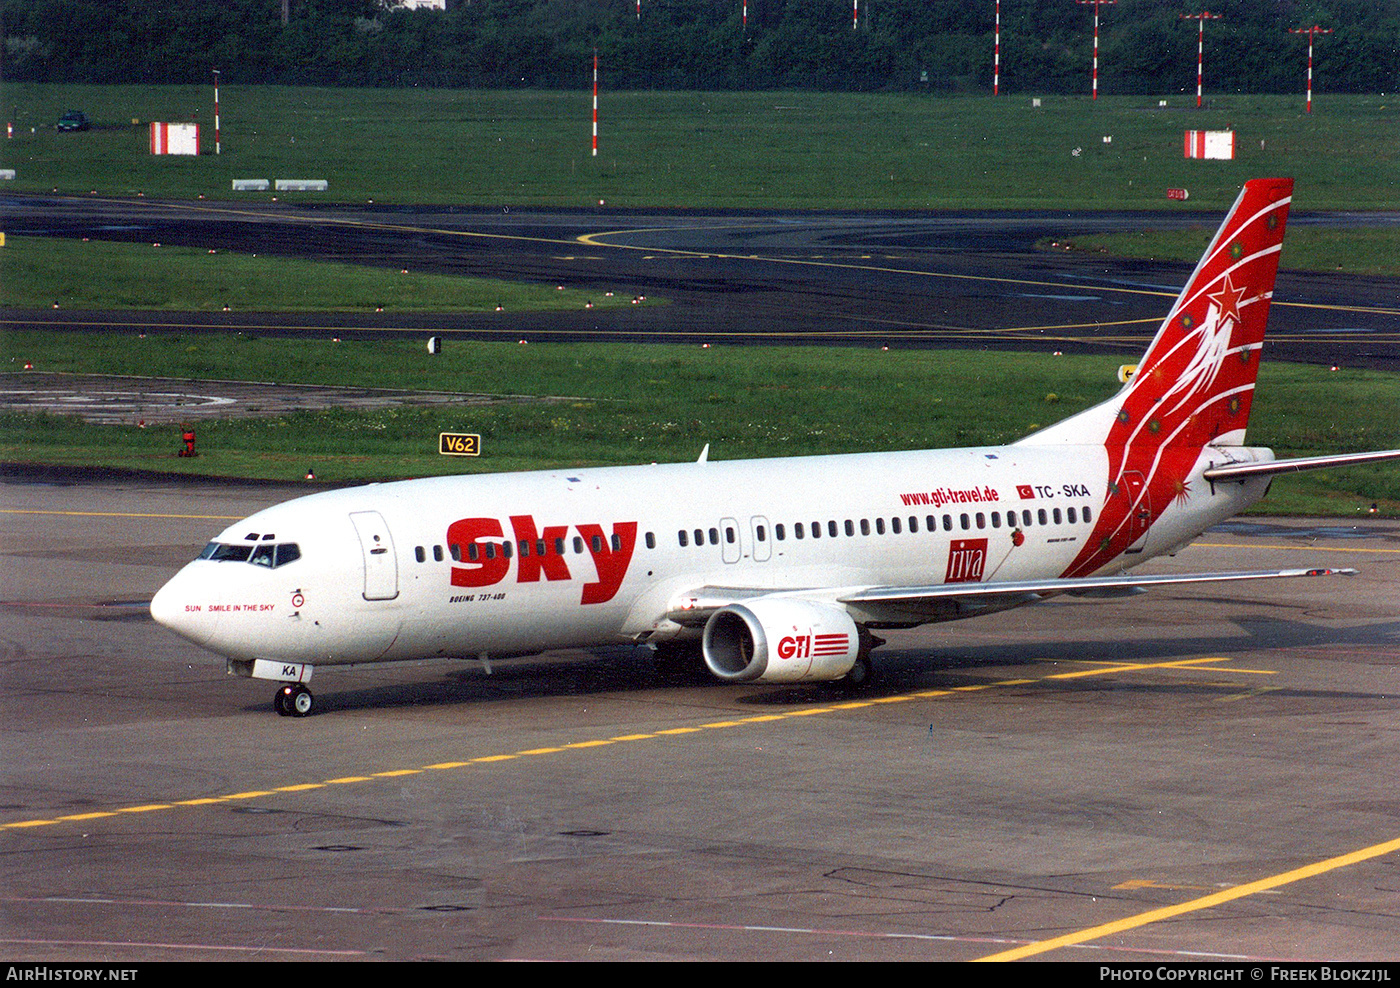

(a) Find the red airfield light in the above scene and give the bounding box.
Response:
[1077,0,1116,101]
[1289,25,1333,114]
[1180,11,1222,108]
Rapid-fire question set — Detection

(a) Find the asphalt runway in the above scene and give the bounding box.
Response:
[3,477,1399,962]
[4,195,1399,369]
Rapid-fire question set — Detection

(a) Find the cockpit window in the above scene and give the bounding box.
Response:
[200,541,301,568]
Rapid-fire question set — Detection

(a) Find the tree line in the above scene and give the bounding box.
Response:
[4,0,1397,94]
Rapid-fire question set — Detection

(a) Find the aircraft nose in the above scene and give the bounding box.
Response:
[150,571,203,642]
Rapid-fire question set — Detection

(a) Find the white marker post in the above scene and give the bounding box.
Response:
[591,49,598,157]
[1076,0,1116,101]
[993,0,1001,95]
[1289,25,1333,114]
[1180,11,1221,109]
[212,68,221,154]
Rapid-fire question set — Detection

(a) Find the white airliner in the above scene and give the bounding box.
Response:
[151,178,1399,716]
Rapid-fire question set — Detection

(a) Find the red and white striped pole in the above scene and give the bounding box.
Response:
[1077,0,1115,101]
[591,49,598,158]
[852,0,858,30]
[212,68,221,154]
[1290,25,1332,114]
[1180,11,1220,109]
[742,0,747,33]
[993,0,1000,95]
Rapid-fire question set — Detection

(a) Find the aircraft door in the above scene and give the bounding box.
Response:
[750,516,771,563]
[720,517,741,564]
[349,510,400,600]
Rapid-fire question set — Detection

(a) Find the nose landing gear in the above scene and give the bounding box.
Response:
[274,682,314,717]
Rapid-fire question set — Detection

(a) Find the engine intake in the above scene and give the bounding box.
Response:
[702,598,860,683]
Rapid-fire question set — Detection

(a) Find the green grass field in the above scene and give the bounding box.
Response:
[3,332,1397,515]
[3,85,1397,212]
[2,85,1395,514]
[0,235,654,313]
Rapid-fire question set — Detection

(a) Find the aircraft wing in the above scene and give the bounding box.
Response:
[667,567,1356,628]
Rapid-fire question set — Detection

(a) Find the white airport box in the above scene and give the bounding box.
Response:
[1184,130,1235,160]
[274,179,329,191]
[150,122,199,155]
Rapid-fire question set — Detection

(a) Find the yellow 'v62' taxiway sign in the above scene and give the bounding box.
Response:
[439,433,481,457]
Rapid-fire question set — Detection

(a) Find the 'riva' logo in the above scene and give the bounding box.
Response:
[945,538,988,584]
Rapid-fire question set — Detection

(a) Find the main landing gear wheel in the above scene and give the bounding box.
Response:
[274,683,314,717]
[840,653,875,691]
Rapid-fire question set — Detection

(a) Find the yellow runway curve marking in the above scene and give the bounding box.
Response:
[2,655,1270,835]
[977,834,1400,961]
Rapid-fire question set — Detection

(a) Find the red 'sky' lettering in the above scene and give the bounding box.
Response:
[447,517,509,588]
[510,515,571,583]
[446,516,637,605]
[575,521,637,605]
[945,538,988,584]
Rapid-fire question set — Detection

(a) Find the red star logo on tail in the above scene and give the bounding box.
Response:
[1207,274,1247,328]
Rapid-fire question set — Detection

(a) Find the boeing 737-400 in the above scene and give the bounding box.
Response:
[150,178,1400,716]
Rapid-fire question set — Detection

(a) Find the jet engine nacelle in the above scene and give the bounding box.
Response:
[702,598,860,683]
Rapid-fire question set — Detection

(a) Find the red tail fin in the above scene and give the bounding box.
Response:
[1116,177,1292,449]
[1024,178,1293,578]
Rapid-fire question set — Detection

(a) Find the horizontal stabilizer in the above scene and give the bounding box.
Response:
[1204,449,1400,482]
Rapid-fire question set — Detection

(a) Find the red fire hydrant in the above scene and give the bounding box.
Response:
[178,425,197,457]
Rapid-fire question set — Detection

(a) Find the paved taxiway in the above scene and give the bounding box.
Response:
[5,196,1400,369]
[2,476,1398,961]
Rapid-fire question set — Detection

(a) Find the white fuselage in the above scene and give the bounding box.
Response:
[148,442,1270,673]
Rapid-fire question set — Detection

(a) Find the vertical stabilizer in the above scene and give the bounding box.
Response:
[1018,178,1293,577]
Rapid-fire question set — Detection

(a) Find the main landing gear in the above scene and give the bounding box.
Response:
[274,682,314,717]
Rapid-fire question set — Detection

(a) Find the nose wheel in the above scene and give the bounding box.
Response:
[274,683,314,717]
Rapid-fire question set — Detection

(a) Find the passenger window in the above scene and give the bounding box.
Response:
[1053,508,1063,525]
[828,521,838,537]
[908,516,918,533]
[1038,509,1048,526]
[708,528,719,545]
[725,527,735,544]
[943,515,953,532]
[991,512,1001,529]
[756,525,766,541]
[960,514,970,530]
[678,530,689,547]
[645,532,655,549]
[775,524,785,541]
[1068,507,1078,524]
[795,522,805,539]
[433,545,443,562]
[415,546,426,563]
[611,533,622,551]
[1083,506,1093,523]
